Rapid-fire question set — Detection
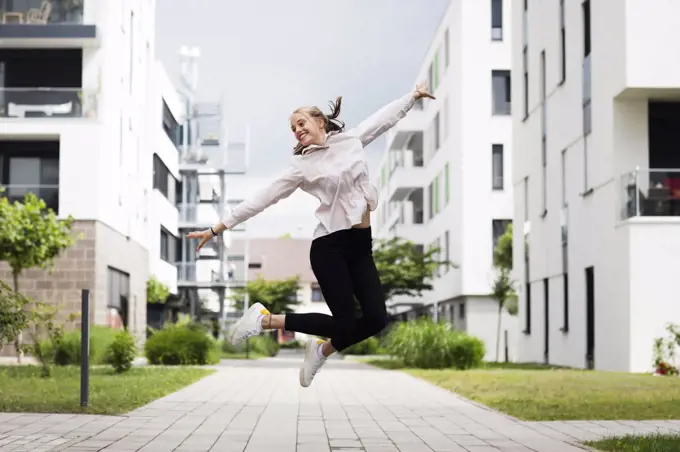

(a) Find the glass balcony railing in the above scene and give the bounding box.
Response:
[0,0,84,25]
[620,168,680,219]
[0,184,59,212]
[176,262,246,287]
[0,88,97,119]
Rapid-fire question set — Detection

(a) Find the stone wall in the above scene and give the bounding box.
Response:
[0,220,149,356]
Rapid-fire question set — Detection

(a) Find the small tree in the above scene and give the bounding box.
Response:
[373,237,454,302]
[0,190,78,363]
[22,303,78,378]
[491,222,517,362]
[147,276,170,304]
[231,276,301,314]
[0,280,31,354]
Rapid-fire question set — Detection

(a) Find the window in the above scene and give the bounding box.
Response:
[428,63,434,95]
[160,227,178,263]
[491,70,511,115]
[523,176,529,222]
[444,162,450,205]
[428,181,434,219]
[129,12,134,95]
[491,0,503,40]
[562,273,569,332]
[162,101,181,148]
[524,282,532,335]
[582,0,592,136]
[541,50,547,213]
[459,302,466,320]
[434,112,441,150]
[443,96,449,140]
[1,148,60,214]
[559,0,566,83]
[433,175,440,215]
[107,267,130,330]
[522,0,529,119]
[444,28,450,67]
[311,285,324,302]
[444,230,450,272]
[492,219,511,256]
[492,144,504,190]
[433,51,440,90]
[248,262,262,269]
[153,154,176,203]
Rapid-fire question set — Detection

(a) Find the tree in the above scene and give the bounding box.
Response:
[373,237,455,302]
[491,222,517,362]
[231,276,301,314]
[0,190,78,363]
[147,276,170,304]
[0,280,31,354]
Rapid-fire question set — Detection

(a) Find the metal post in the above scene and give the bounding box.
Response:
[504,329,509,363]
[80,289,90,407]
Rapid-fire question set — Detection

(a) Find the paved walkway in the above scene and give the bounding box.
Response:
[1,356,679,451]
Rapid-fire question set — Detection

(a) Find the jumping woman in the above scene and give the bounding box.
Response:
[188,82,435,387]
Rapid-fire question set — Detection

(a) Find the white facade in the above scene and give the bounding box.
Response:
[372,0,518,362]
[0,0,182,341]
[512,0,680,372]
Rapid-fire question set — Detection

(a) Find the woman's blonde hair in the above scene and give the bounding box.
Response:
[292,96,345,155]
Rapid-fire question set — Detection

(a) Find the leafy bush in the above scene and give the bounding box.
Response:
[51,326,118,366]
[222,339,238,354]
[341,336,380,355]
[280,340,302,349]
[385,318,485,369]
[248,334,279,357]
[107,330,137,373]
[144,324,220,365]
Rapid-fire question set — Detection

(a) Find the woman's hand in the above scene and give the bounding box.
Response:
[414,81,436,100]
[187,229,216,251]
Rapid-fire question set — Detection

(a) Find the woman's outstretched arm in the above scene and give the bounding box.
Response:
[347,82,435,147]
[221,165,303,230]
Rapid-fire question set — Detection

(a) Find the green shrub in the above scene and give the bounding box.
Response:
[222,339,238,354]
[248,334,279,357]
[280,340,302,349]
[342,336,380,355]
[144,324,220,365]
[52,326,118,366]
[385,318,485,369]
[107,330,137,373]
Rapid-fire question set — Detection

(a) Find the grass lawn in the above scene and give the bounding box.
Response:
[366,358,680,421]
[585,433,680,451]
[0,365,214,415]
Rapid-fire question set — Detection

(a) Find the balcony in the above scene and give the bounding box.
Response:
[620,168,680,219]
[0,184,59,212]
[177,201,246,232]
[176,262,246,289]
[0,87,97,119]
[0,0,97,48]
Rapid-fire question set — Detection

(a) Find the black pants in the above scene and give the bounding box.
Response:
[284,227,388,352]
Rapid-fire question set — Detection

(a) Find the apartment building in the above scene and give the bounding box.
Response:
[228,237,330,343]
[512,0,680,372]
[372,0,517,361]
[0,0,178,344]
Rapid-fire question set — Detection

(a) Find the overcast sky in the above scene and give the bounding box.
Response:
[155,0,450,237]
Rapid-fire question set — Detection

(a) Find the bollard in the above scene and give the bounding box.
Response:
[504,329,509,363]
[80,289,90,407]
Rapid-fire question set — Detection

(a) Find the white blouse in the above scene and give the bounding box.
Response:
[221,92,418,239]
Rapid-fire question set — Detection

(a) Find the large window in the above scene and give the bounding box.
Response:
[162,100,181,148]
[491,0,503,40]
[160,227,178,263]
[153,153,176,203]
[0,141,60,213]
[491,70,511,115]
[492,144,504,190]
[492,219,512,256]
[107,267,130,330]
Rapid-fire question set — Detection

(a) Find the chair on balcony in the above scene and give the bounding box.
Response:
[26,0,52,24]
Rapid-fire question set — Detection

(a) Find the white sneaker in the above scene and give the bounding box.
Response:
[299,338,327,388]
[228,302,269,345]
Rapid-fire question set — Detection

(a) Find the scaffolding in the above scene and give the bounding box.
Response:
[175,46,249,326]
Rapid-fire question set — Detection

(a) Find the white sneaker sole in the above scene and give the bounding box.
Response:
[299,340,316,387]
[228,302,267,345]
